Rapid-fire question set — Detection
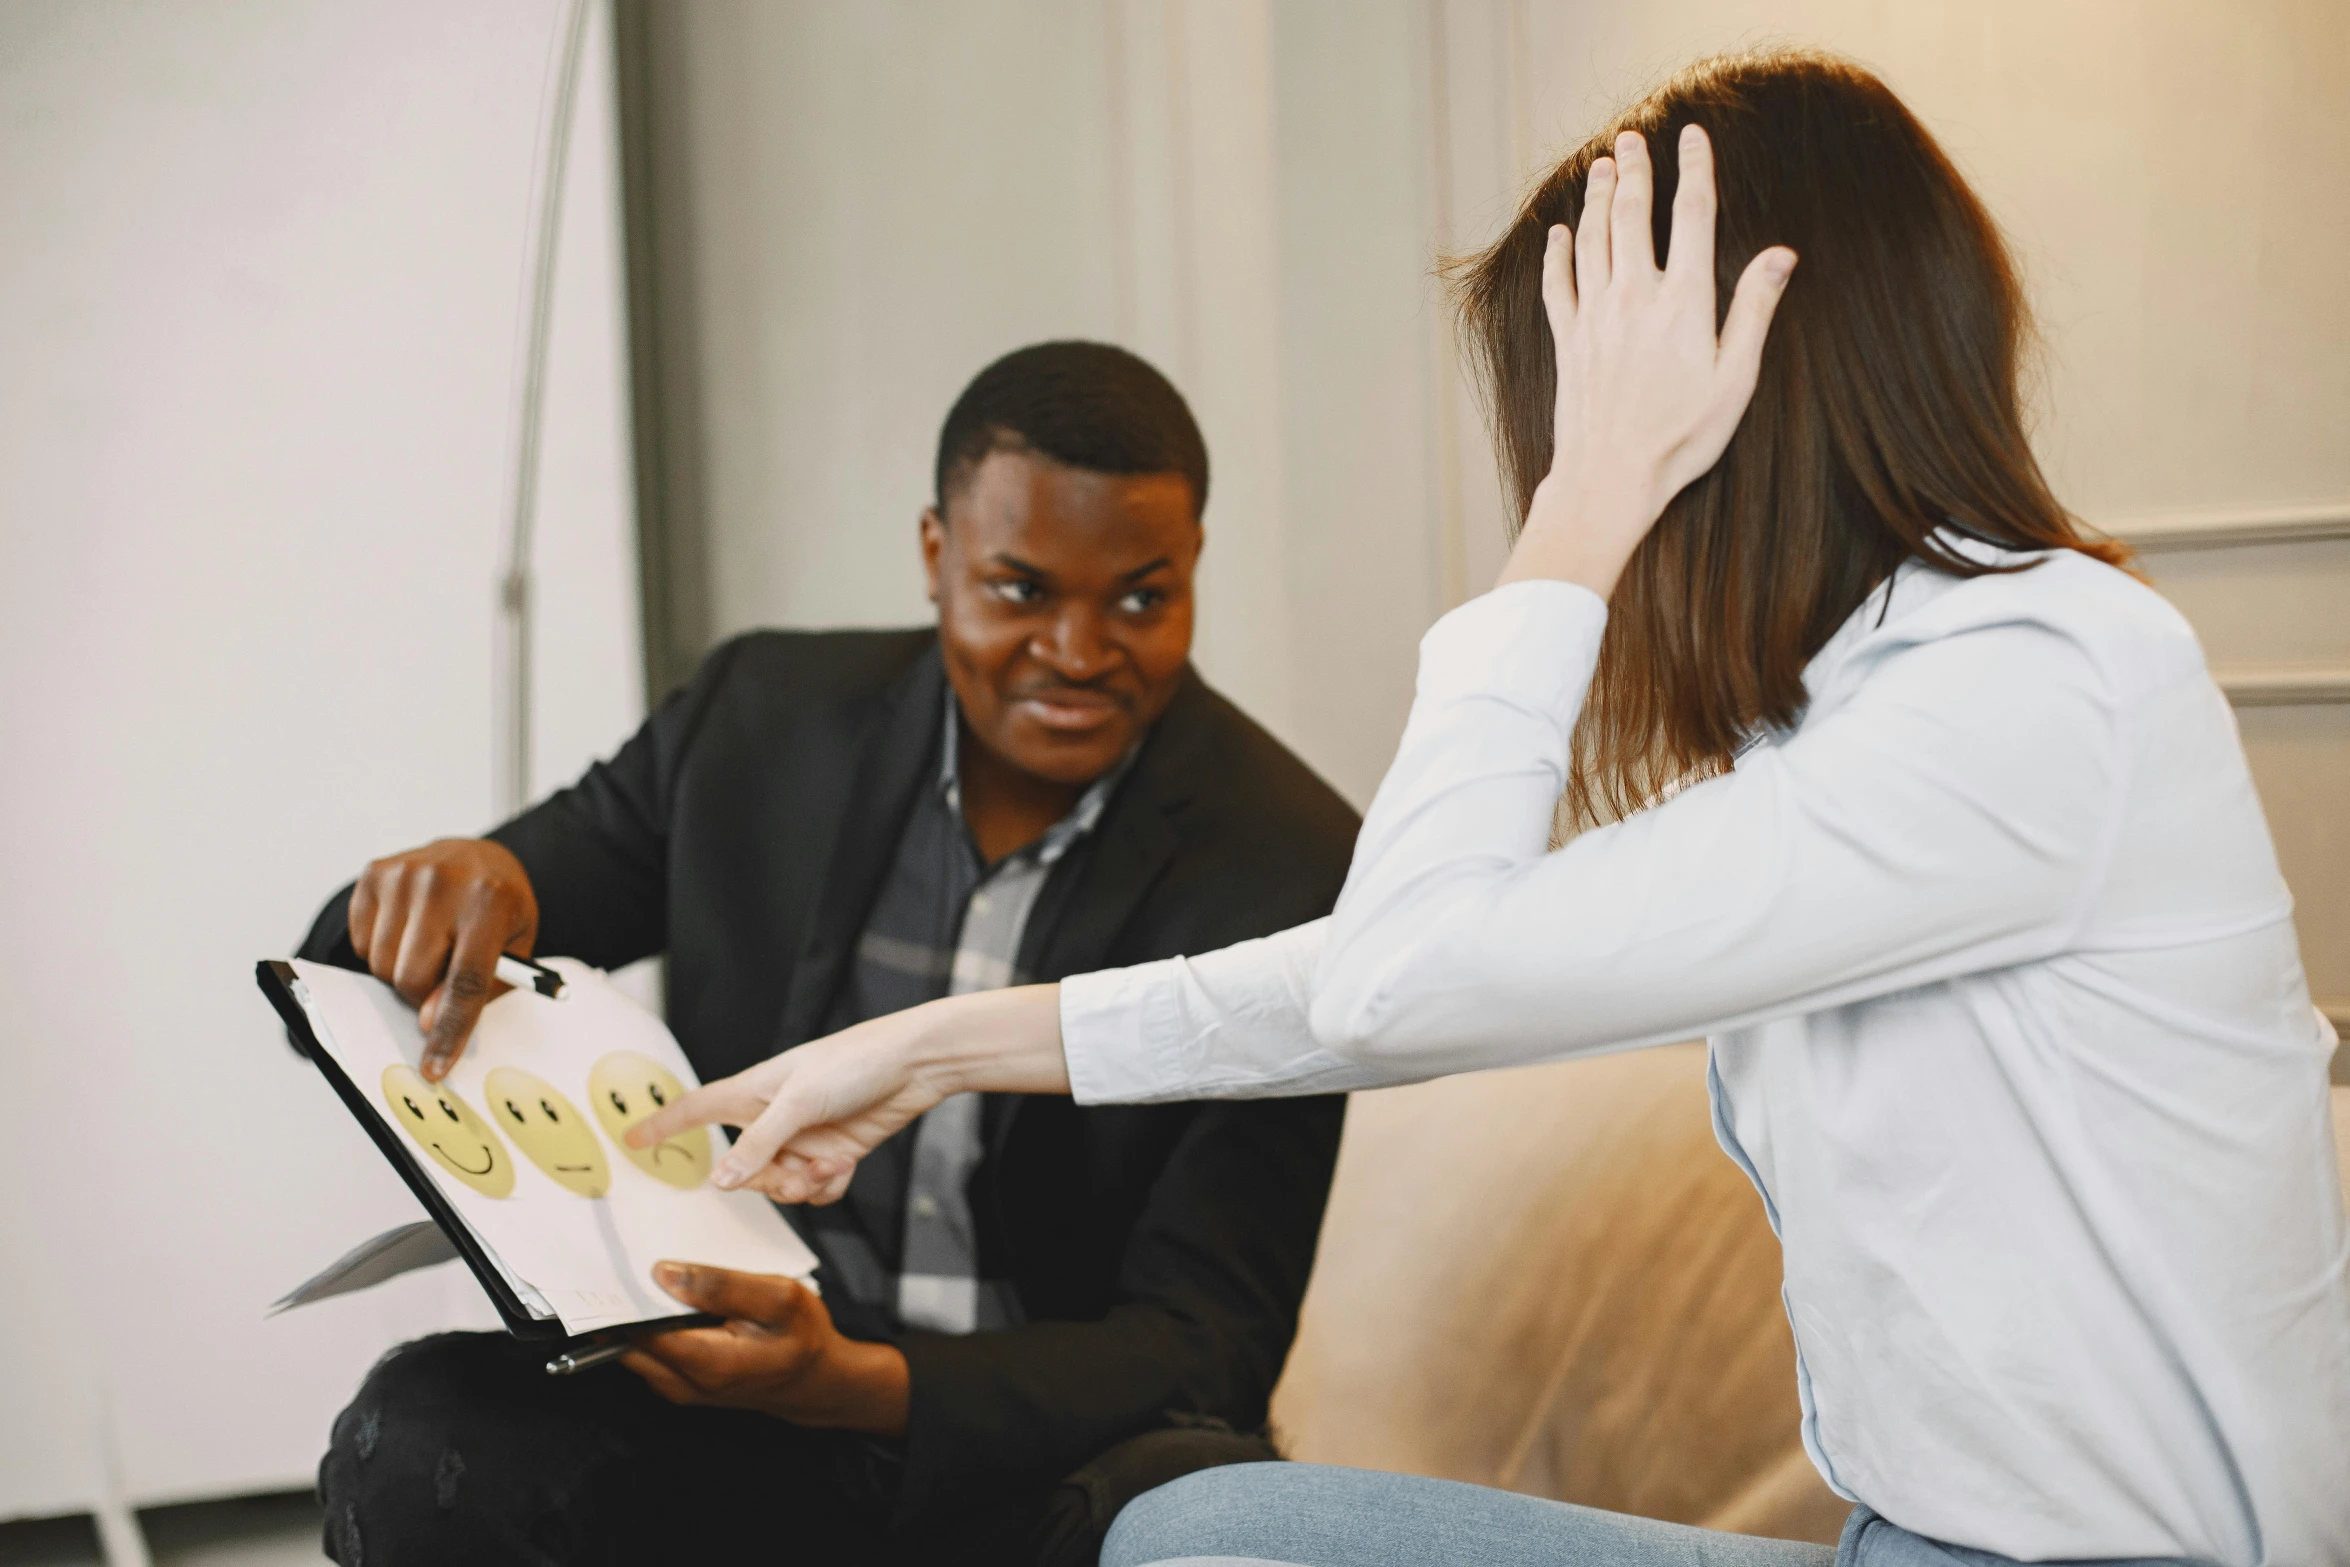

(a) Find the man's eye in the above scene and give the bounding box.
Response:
[1118,588,1165,614]
[992,578,1043,606]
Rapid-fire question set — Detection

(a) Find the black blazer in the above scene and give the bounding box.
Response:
[300,629,1359,1532]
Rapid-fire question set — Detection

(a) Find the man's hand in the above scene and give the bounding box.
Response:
[621,1263,910,1437]
[347,837,538,1080]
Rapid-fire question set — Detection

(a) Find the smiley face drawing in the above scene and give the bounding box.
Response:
[380,1065,515,1198]
[482,1067,610,1197]
[587,1051,711,1190]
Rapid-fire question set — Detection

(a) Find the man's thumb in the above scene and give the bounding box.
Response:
[654,1262,801,1330]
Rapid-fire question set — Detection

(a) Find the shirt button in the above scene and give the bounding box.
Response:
[911,1193,939,1219]
[971,895,992,914]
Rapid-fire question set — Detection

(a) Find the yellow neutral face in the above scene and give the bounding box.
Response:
[483,1066,610,1197]
[380,1065,515,1198]
[587,1051,711,1190]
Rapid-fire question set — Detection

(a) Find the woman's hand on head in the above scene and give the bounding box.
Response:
[627,983,1072,1204]
[1500,123,1798,599]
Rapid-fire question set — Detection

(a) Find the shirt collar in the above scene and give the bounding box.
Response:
[939,690,1139,867]
[1741,528,2031,757]
[1817,530,2037,686]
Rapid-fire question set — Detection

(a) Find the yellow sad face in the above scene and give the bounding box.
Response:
[587,1051,711,1190]
[482,1067,610,1197]
[380,1065,514,1198]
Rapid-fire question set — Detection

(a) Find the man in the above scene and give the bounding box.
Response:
[301,341,1358,1566]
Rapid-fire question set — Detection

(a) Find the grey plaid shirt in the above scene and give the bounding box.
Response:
[800,694,1132,1334]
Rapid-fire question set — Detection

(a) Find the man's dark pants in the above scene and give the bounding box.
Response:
[319,1332,1279,1567]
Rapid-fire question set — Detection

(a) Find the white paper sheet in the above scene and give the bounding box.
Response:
[270,1220,460,1315]
[289,957,817,1335]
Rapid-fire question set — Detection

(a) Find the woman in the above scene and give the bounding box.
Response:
[635,52,2349,1567]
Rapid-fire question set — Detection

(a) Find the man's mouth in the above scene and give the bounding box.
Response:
[1015,689,1125,734]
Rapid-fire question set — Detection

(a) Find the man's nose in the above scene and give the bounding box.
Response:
[1031,603,1116,680]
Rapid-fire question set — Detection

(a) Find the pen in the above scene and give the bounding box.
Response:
[544,1312,720,1376]
[545,1338,634,1376]
[495,953,565,999]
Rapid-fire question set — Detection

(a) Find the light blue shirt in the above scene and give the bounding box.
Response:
[1061,548,2350,1564]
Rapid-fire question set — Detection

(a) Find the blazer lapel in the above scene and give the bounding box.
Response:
[1020,793,1180,983]
[773,644,947,1050]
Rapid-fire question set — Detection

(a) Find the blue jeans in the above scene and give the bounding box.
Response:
[1102,1463,2203,1567]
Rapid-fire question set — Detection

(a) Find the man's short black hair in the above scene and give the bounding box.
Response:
[934,340,1208,518]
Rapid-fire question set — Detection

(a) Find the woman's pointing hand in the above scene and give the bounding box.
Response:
[628,983,1073,1203]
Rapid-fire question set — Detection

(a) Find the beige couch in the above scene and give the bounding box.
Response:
[1269,1042,2350,1546]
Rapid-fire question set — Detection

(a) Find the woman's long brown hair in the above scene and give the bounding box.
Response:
[1451,50,2132,826]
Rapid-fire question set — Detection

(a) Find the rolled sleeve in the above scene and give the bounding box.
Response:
[1062,922,1371,1102]
[1061,959,1191,1104]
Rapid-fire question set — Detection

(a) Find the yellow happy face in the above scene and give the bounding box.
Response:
[380,1065,514,1198]
[482,1067,610,1197]
[587,1051,711,1190]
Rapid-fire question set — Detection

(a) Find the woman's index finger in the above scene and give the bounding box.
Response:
[629,1079,732,1147]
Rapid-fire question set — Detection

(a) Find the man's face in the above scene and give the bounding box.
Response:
[924,446,1200,788]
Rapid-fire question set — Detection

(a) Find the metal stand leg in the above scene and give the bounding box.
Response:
[92,1497,153,1567]
[94,1382,153,1567]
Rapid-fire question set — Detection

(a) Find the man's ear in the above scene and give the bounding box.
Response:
[919,508,946,606]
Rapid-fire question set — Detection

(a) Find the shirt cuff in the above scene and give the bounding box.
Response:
[1061,958,1190,1105]
[1415,578,1609,720]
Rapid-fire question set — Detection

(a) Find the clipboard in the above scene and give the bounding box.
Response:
[256,957,813,1350]
[261,959,569,1338]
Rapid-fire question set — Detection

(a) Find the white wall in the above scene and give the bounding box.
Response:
[1489,0,2350,522]
[0,0,643,1516]
[672,1,1123,636]
[663,0,1456,806]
